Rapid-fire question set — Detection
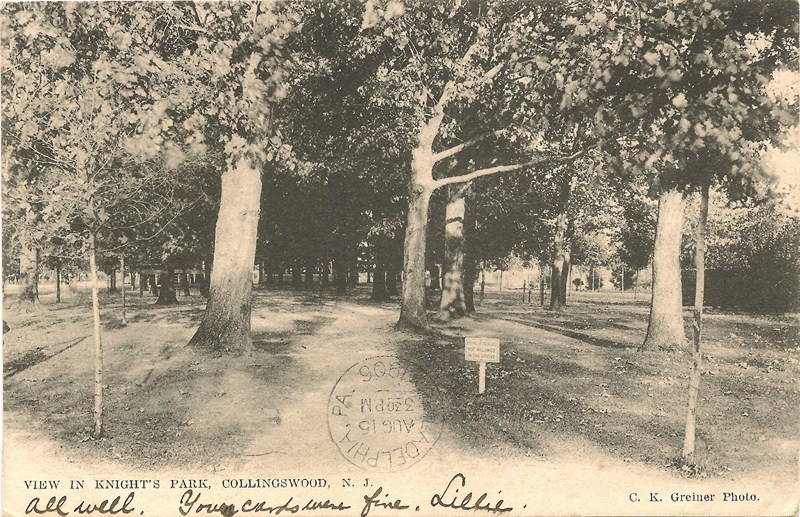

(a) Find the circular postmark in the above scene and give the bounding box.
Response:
[327,355,441,472]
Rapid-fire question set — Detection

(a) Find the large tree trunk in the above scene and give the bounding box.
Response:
[17,232,40,312]
[641,187,687,351]
[189,154,261,352]
[398,183,433,331]
[549,177,572,311]
[182,272,190,296]
[156,263,178,305]
[683,184,709,459]
[88,232,104,439]
[438,184,468,320]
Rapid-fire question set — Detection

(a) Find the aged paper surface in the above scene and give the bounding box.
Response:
[2,1,799,516]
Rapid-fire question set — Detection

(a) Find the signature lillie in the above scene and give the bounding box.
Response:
[361,472,513,516]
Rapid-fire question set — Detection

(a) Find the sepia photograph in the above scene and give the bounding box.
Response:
[1,1,798,515]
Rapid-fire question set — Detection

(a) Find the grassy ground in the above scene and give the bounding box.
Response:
[3,284,798,481]
[400,289,799,480]
[3,287,317,470]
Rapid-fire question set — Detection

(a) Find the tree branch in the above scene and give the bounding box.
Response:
[432,146,594,190]
[100,194,204,253]
[432,129,504,163]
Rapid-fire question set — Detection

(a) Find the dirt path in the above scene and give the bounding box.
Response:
[237,300,402,473]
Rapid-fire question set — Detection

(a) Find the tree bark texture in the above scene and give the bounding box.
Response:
[398,184,433,331]
[438,184,468,320]
[398,110,449,332]
[683,184,709,458]
[88,232,104,439]
[156,263,178,305]
[550,177,571,311]
[189,155,261,352]
[641,187,687,351]
[17,231,40,312]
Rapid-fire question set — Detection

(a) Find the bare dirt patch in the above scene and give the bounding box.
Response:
[3,287,798,484]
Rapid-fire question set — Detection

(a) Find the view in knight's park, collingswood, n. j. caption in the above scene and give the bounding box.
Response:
[1,1,799,516]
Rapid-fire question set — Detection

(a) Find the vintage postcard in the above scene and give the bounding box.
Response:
[2,1,798,516]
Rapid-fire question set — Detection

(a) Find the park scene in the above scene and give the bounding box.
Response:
[2,1,799,515]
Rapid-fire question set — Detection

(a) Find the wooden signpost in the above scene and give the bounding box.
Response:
[465,337,500,395]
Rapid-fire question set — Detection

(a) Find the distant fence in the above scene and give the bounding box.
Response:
[682,268,800,312]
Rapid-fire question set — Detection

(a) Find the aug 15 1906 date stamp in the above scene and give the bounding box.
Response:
[327,355,441,472]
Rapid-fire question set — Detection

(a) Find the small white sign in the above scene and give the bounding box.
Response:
[465,337,500,363]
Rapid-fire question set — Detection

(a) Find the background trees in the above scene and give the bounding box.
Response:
[1,1,206,437]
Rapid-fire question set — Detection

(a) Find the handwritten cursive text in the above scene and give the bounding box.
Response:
[430,473,513,513]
